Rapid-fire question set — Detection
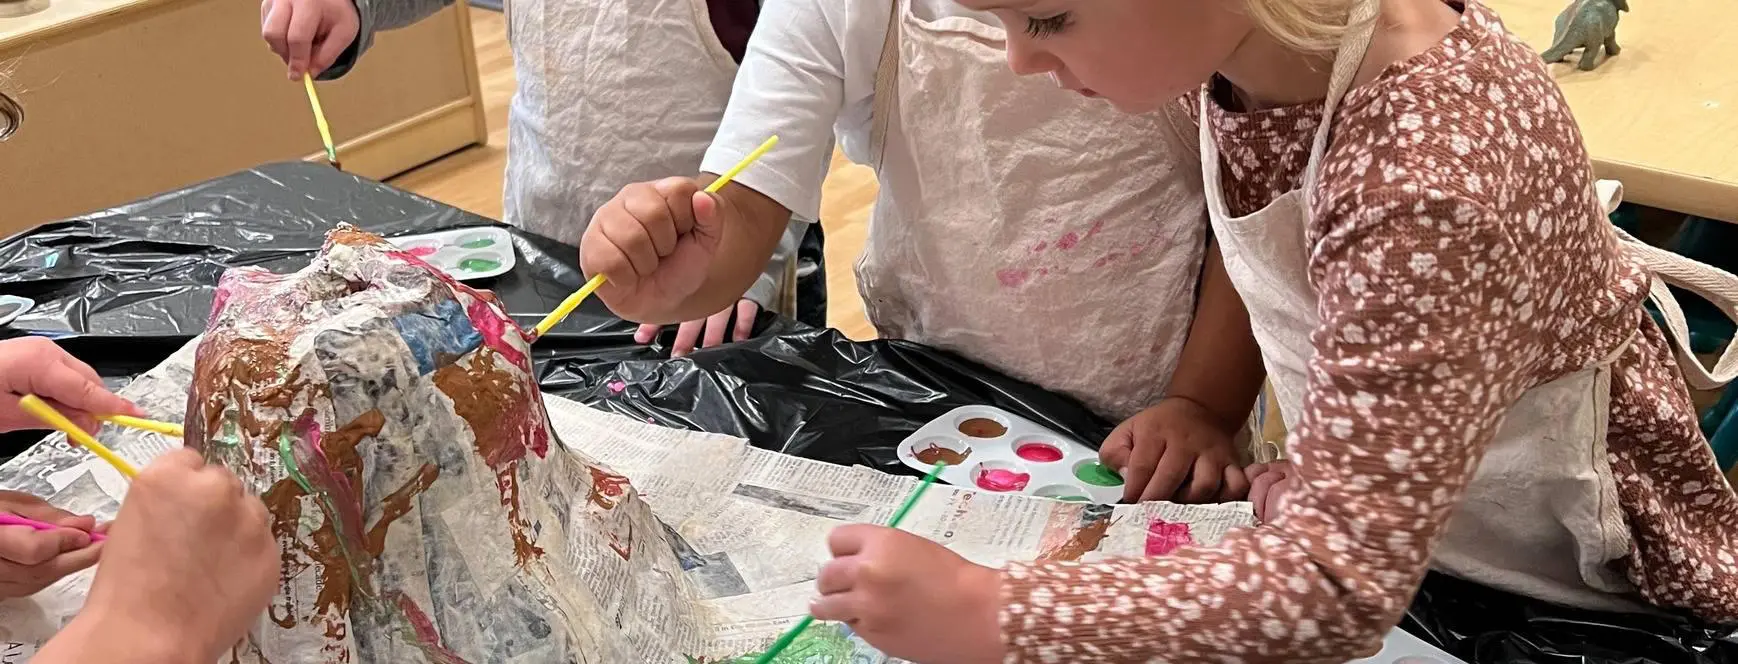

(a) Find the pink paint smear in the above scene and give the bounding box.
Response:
[1144,518,1195,556]
[976,469,1031,492]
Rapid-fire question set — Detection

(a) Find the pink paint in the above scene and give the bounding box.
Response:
[975,469,1031,492]
[1144,518,1195,556]
[996,269,1031,288]
[466,299,530,371]
[1056,232,1081,250]
[1032,240,1049,253]
[607,380,627,394]
[1015,443,1064,463]
[406,245,439,257]
[1084,219,1105,239]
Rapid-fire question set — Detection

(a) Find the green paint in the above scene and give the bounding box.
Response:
[1074,462,1123,487]
[457,257,502,272]
[277,429,316,495]
[460,237,496,249]
[1056,495,1090,502]
[686,622,864,663]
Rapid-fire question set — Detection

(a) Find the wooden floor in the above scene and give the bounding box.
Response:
[389,8,879,340]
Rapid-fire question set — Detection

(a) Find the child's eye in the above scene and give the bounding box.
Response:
[1024,13,1071,38]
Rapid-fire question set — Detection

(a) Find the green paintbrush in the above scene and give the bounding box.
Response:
[752,461,948,664]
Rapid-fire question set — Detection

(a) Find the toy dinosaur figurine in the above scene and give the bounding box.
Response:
[1541,0,1629,71]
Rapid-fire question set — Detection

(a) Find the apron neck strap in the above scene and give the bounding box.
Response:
[868,0,905,168]
[1301,0,1382,196]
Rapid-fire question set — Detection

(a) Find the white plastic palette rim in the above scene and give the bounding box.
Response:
[1345,628,1467,664]
[0,295,34,327]
[386,227,516,281]
[895,405,1124,504]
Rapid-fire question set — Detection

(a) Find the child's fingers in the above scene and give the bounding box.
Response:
[1098,429,1133,478]
[262,1,292,64]
[671,320,704,358]
[701,307,732,349]
[1139,449,1194,503]
[1249,470,1287,521]
[1219,465,1251,502]
[826,524,875,557]
[815,556,860,595]
[809,591,862,624]
[732,300,757,342]
[1262,477,1294,522]
[284,3,320,77]
[634,323,661,345]
[1118,436,1160,503]
[1178,457,1224,504]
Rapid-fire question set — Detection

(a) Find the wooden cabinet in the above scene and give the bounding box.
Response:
[0,0,487,236]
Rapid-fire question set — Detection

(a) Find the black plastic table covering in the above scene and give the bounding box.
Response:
[0,162,1729,663]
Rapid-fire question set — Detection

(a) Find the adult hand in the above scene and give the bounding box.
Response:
[582,178,743,325]
[78,449,278,663]
[260,0,361,79]
[1245,459,1297,523]
[0,337,142,435]
[810,525,1005,664]
[633,299,760,357]
[0,490,101,599]
[1100,397,1248,503]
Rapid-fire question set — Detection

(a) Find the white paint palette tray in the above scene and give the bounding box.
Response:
[1349,628,1467,664]
[387,227,515,281]
[896,406,1125,503]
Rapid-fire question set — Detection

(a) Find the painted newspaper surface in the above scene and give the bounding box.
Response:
[0,227,1257,663]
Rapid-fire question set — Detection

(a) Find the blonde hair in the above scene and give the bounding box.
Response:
[1242,0,1370,54]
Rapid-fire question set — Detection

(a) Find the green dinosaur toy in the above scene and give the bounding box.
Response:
[1541,0,1630,71]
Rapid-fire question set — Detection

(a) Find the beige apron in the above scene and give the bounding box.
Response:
[504,0,799,311]
[1201,0,1738,611]
[862,0,1210,420]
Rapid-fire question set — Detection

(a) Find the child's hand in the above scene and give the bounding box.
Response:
[0,337,142,435]
[634,298,760,357]
[1245,460,1296,522]
[811,525,1005,664]
[1100,397,1248,504]
[80,449,277,662]
[260,0,361,79]
[0,490,102,599]
[583,178,739,325]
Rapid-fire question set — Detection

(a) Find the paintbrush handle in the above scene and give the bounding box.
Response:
[100,414,184,438]
[0,513,106,542]
[18,395,140,478]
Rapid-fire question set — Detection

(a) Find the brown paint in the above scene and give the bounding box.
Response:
[310,519,355,618]
[1037,515,1113,563]
[263,477,308,629]
[433,351,527,468]
[365,463,440,557]
[958,418,1008,438]
[497,462,544,568]
[913,443,970,466]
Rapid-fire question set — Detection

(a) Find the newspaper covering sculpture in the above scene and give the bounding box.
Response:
[184,225,603,662]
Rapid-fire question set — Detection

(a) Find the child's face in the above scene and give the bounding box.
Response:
[959,0,1250,114]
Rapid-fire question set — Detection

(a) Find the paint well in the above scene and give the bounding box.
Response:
[405,245,439,257]
[1033,484,1091,502]
[1015,442,1064,463]
[957,417,1007,438]
[458,257,503,272]
[975,468,1030,492]
[1073,462,1123,487]
[461,237,496,249]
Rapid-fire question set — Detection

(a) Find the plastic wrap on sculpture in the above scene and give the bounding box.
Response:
[184,226,565,662]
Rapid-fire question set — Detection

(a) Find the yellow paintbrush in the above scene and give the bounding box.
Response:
[100,414,184,438]
[531,135,780,338]
[18,395,140,478]
[302,73,340,168]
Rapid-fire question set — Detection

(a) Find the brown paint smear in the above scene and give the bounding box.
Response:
[263,478,308,630]
[433,351,527,468]
[365,463,440,558]
[497,462,544,567]
[586,466,631,511]
[958,418,1008,438]
[1037,515,1113,562]
[913,444,970,466]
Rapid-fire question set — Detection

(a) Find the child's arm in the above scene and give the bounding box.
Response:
[998,188,1532,661]
[1100,238,1267,502]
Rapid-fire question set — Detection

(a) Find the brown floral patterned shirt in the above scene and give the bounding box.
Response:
[998,2,1738,661]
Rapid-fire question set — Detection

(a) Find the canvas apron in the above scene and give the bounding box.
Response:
[504,0,798,311]
[862,0,1211,420]
[1202,0,1738,611]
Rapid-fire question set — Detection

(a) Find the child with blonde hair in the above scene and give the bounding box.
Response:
[787,0,1737,661]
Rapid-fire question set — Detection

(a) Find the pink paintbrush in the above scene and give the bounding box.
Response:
[0,513,106,543]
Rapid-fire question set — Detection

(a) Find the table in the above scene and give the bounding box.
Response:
[0,162,1727,664]
[1488,0,1738,223]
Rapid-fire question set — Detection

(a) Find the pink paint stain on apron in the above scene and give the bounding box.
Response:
[996,269,1031,288]
[1144,518,1195,556]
